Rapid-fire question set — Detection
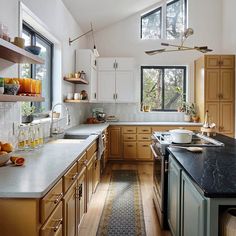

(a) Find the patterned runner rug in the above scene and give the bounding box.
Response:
[96,170,146,236]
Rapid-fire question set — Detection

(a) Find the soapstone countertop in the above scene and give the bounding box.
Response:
[168,134,236,198]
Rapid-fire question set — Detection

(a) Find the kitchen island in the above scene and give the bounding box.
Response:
[167,134,236,236]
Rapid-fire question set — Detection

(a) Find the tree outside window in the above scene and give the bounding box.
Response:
[141,66,186,111]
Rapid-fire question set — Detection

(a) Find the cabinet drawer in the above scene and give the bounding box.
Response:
[123,134,136,141]
[78,152,86,173]
[137,142,152,160]
[123,142,136,159]
[87,141,97,160]
[123,126,136,134]
[137,126,151,134]
[137,134,151,141]
[41,179,63,223]
[41,202,63,236]
[63,162,78,193]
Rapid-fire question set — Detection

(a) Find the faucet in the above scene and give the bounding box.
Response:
[50,103,71,137]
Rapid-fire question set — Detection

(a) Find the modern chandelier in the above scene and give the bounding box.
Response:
[145,28,213,55]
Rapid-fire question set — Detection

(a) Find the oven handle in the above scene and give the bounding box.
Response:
[150,144,158,159]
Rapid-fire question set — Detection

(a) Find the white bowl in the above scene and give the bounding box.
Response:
[0,152,11,166]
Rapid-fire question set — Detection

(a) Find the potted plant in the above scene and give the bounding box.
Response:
[21,102,36,123]
[183,102,191,122]
[188,103,199,122]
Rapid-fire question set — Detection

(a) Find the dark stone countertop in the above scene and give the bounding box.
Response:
[167,134,236,198]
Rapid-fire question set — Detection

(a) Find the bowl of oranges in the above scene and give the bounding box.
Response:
[4,78,20,95]
[0,141,14,166]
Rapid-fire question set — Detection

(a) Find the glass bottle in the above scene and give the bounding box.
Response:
[28,124,36,150]
[18,125,26,150]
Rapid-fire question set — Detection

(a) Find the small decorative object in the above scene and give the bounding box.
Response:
[0,23,10,41]
[13,37,25,48]
[0,77,4,94]
[25,46,41,55]
[74,93,80,100]
[67,93,73,100]
[143,105,151,112]
[21,102,35,124]
[80,71,86,80]
[75,72,81,79]
[80,90,88,100]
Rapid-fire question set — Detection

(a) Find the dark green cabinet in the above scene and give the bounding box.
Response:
[167,155,181,236]
[181,171,206,236]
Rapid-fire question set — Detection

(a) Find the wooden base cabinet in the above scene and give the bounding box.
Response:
[108,126,122,159]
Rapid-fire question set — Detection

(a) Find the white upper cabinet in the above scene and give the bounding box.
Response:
[97,57,135,103]
[76,49,97,102]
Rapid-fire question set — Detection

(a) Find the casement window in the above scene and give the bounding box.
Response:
[141,0,187,40]
[21,22,53,112]
[141,66,186,111]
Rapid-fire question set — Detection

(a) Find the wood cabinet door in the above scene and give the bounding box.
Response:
[219,102,234,135]
[181,172,206,236]
[205,55,220,68]
[137,142,152,160]
[97,57,116,70]
[97,71,116,102]
[205,69,220,102]
[87,160,93,205]
[115,71,135,103]
[220,69,234,102]
[109,127,122,159]
[205,102,220,132]
[220,55,235,69]
[168,155,181,236]
[123,142,137,159]
[115,58,134,71]
[63,182,77,236]
[92,159,100,193]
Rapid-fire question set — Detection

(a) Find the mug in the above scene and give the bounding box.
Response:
[74,93,80,100]
[67,93,73,100]
[14,37,25,48]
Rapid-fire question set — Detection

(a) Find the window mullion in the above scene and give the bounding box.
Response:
[162,69,165,110]
[162,0,167,39]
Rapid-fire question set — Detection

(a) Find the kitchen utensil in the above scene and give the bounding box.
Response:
[96,112,106,122]
[169,129,193,143]
[74,93,80,100]
[171,146,203,153]
[25,46,41,55]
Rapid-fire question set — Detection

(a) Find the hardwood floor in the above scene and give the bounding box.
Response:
[78,162,171,236]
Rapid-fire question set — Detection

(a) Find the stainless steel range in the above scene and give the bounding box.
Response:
[150,131,224,229]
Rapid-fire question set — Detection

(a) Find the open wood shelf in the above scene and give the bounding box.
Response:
[0,94,45,102]
[64,99,89,103]
[0,38,44,64]
[63,77,89,85]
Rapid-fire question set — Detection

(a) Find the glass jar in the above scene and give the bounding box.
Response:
[38,124,44,147]
[28,124,36,149]
[18,125,26,150]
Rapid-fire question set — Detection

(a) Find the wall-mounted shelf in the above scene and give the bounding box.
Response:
[0,94,45,102]
[0,38,44,64]
[64,99,89,103]
[63,77,89,85]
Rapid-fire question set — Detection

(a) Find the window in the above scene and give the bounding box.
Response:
[141,66,186,111]
[141,7,162,39]
[22,22,53,112]
[141,0,187,40]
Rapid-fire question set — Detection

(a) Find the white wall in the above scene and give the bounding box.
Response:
[87,0,223,121]
[0,0,88,143]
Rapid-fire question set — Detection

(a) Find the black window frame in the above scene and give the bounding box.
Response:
[141,66,186,112]
[140,0,187,39]
[140,6,162,39]
[22,21,53,111]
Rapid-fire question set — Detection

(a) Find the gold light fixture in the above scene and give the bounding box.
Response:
[145,28,213,55]
[69,23,99,57]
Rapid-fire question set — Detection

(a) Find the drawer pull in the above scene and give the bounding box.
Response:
[127,145,133,147]
[142,137,149,140]
[47,193,63,204]
[65,173,78,180]
[128,137,133,139]
[47,218,63,232]
[127,130,133,132]
[142,130,149,132]
[142,145,148,147]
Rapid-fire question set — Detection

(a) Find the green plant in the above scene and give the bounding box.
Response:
[176,87,186,112]
[184,103,197,116]
[21,102,36,117]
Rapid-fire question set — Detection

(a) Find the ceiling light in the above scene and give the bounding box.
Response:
[145,28,213,56]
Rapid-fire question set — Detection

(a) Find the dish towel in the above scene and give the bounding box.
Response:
[97,132,105,160]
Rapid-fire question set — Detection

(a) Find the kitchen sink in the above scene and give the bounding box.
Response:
[63,134,90,140]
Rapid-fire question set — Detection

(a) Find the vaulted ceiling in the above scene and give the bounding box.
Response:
[62,0,161,32]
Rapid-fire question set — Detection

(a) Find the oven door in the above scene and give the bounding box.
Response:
[150,144,166,227]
